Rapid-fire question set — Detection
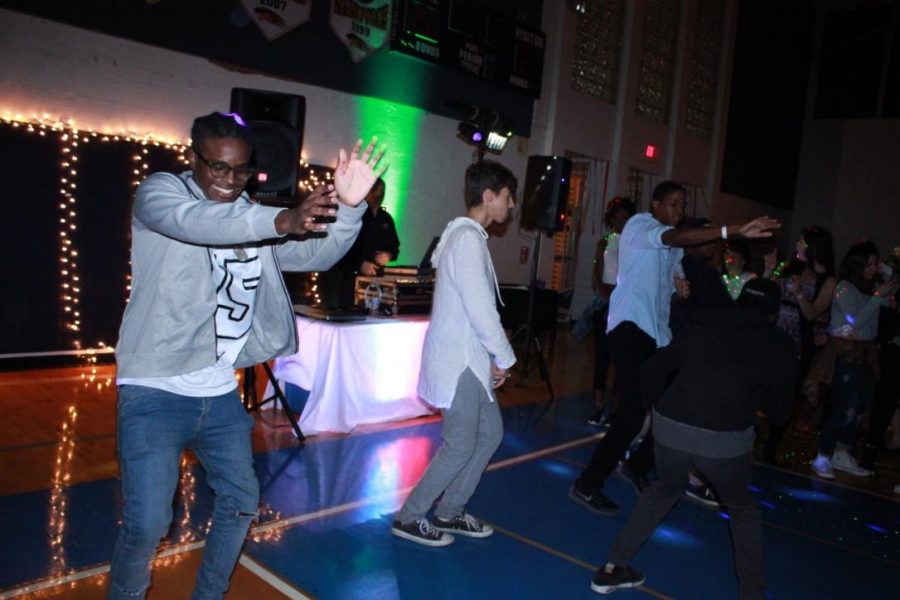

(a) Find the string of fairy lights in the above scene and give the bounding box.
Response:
[1,113,188,365]
[296,160,335,307]
[1,112,329,359]
[58,131,82,345]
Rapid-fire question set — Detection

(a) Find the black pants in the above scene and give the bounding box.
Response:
[579,321,656,490]
[608,443,765,600]
[593,304,611,391]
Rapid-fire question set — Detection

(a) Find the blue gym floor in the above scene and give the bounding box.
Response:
[1,392,898,599]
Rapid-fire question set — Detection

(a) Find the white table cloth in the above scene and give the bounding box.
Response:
[270,315,436,435]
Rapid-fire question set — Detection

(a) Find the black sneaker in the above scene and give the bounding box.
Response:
[391,518,454,547]
[684,482,721,509]
[616,463,650,494]
[591,565,645,594]
[587,407,609,427]
[569,481,620,516]
[433,512,493,538]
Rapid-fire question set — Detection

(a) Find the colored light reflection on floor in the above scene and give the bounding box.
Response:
[500,432,530,453]
[358,437,436,520]
[650,524,704,549]
[777,487,843,504]
[865,523,888,534]
[540,460,574,477]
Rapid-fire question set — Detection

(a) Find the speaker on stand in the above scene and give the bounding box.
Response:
[230,87,306,203]
[520,155,572,233]
[230,88,307,440]
[512,155,572,400]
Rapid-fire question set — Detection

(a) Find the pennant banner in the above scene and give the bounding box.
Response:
[242,0,312,41]
[330,0,392,63]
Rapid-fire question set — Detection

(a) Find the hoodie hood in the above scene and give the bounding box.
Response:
[432,217,504,306]
[431,217,486,265]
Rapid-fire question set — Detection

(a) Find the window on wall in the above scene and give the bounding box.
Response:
[627,168,706,219]
[635,0,681,124]
[627,168,657,212]
[570,0,627,104]
[681,182,708,218]
[685,0,724,140]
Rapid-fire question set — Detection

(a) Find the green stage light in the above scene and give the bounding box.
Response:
[354,95,425,265]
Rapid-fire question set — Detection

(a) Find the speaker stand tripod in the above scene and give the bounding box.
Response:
[242,362,305,442]
[509,233,555,400]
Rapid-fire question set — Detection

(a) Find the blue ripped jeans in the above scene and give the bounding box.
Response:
[108,386,259,600]
[818,356,874,456]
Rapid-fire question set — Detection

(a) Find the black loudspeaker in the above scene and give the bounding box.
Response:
[519,155,572,233]
[230,88,305,199]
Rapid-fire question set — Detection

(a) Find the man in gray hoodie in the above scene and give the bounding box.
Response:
[110,112,384,599]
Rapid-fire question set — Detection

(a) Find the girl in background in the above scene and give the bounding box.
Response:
[808,241,898,479]
[762,226,836,464]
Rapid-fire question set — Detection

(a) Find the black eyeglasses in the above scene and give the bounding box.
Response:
[193,149,257,181]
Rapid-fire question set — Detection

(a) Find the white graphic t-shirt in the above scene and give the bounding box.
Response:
[118,246,261,396]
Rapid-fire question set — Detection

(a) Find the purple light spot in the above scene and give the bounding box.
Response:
[218,111,247,127]
[865,523,887,534]
[472,131,483,143]
[719,511,730,520]
[749,485,763,493]
[760,501,776,510]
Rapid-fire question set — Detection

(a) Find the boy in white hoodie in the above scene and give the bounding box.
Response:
[391,160,518,546]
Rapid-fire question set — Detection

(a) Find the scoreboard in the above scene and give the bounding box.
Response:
[390,0,545,99]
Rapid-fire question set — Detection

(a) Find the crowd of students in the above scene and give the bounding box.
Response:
[579,183,898,597]
[589,202,899,488]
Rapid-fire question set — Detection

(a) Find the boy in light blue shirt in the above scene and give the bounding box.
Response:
[570,180,780,520]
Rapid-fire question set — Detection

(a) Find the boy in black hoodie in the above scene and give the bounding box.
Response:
[590,279,796,599]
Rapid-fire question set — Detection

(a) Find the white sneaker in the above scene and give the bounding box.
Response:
[811,455,835,479]
[831,450,872,477]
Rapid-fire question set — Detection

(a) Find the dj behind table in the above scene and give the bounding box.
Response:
[318,177,400,308]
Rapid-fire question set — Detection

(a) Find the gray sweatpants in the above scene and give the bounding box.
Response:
[397,368,503,522]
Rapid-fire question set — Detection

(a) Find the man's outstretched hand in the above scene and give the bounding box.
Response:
[274,186,338,236]
[334,137,387,207]
[738,216,781,239]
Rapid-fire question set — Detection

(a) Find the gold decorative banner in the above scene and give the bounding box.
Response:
[242,0,312,41]
[330,0,392,63]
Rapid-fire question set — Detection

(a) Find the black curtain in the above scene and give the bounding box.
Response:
[0,123,184,359]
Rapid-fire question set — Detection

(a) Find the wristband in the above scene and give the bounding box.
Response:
[721,225,728,240]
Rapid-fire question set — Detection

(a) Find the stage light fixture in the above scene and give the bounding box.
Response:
[456,120,511,154]
[457,122,483,145]
[485,131,509,152]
